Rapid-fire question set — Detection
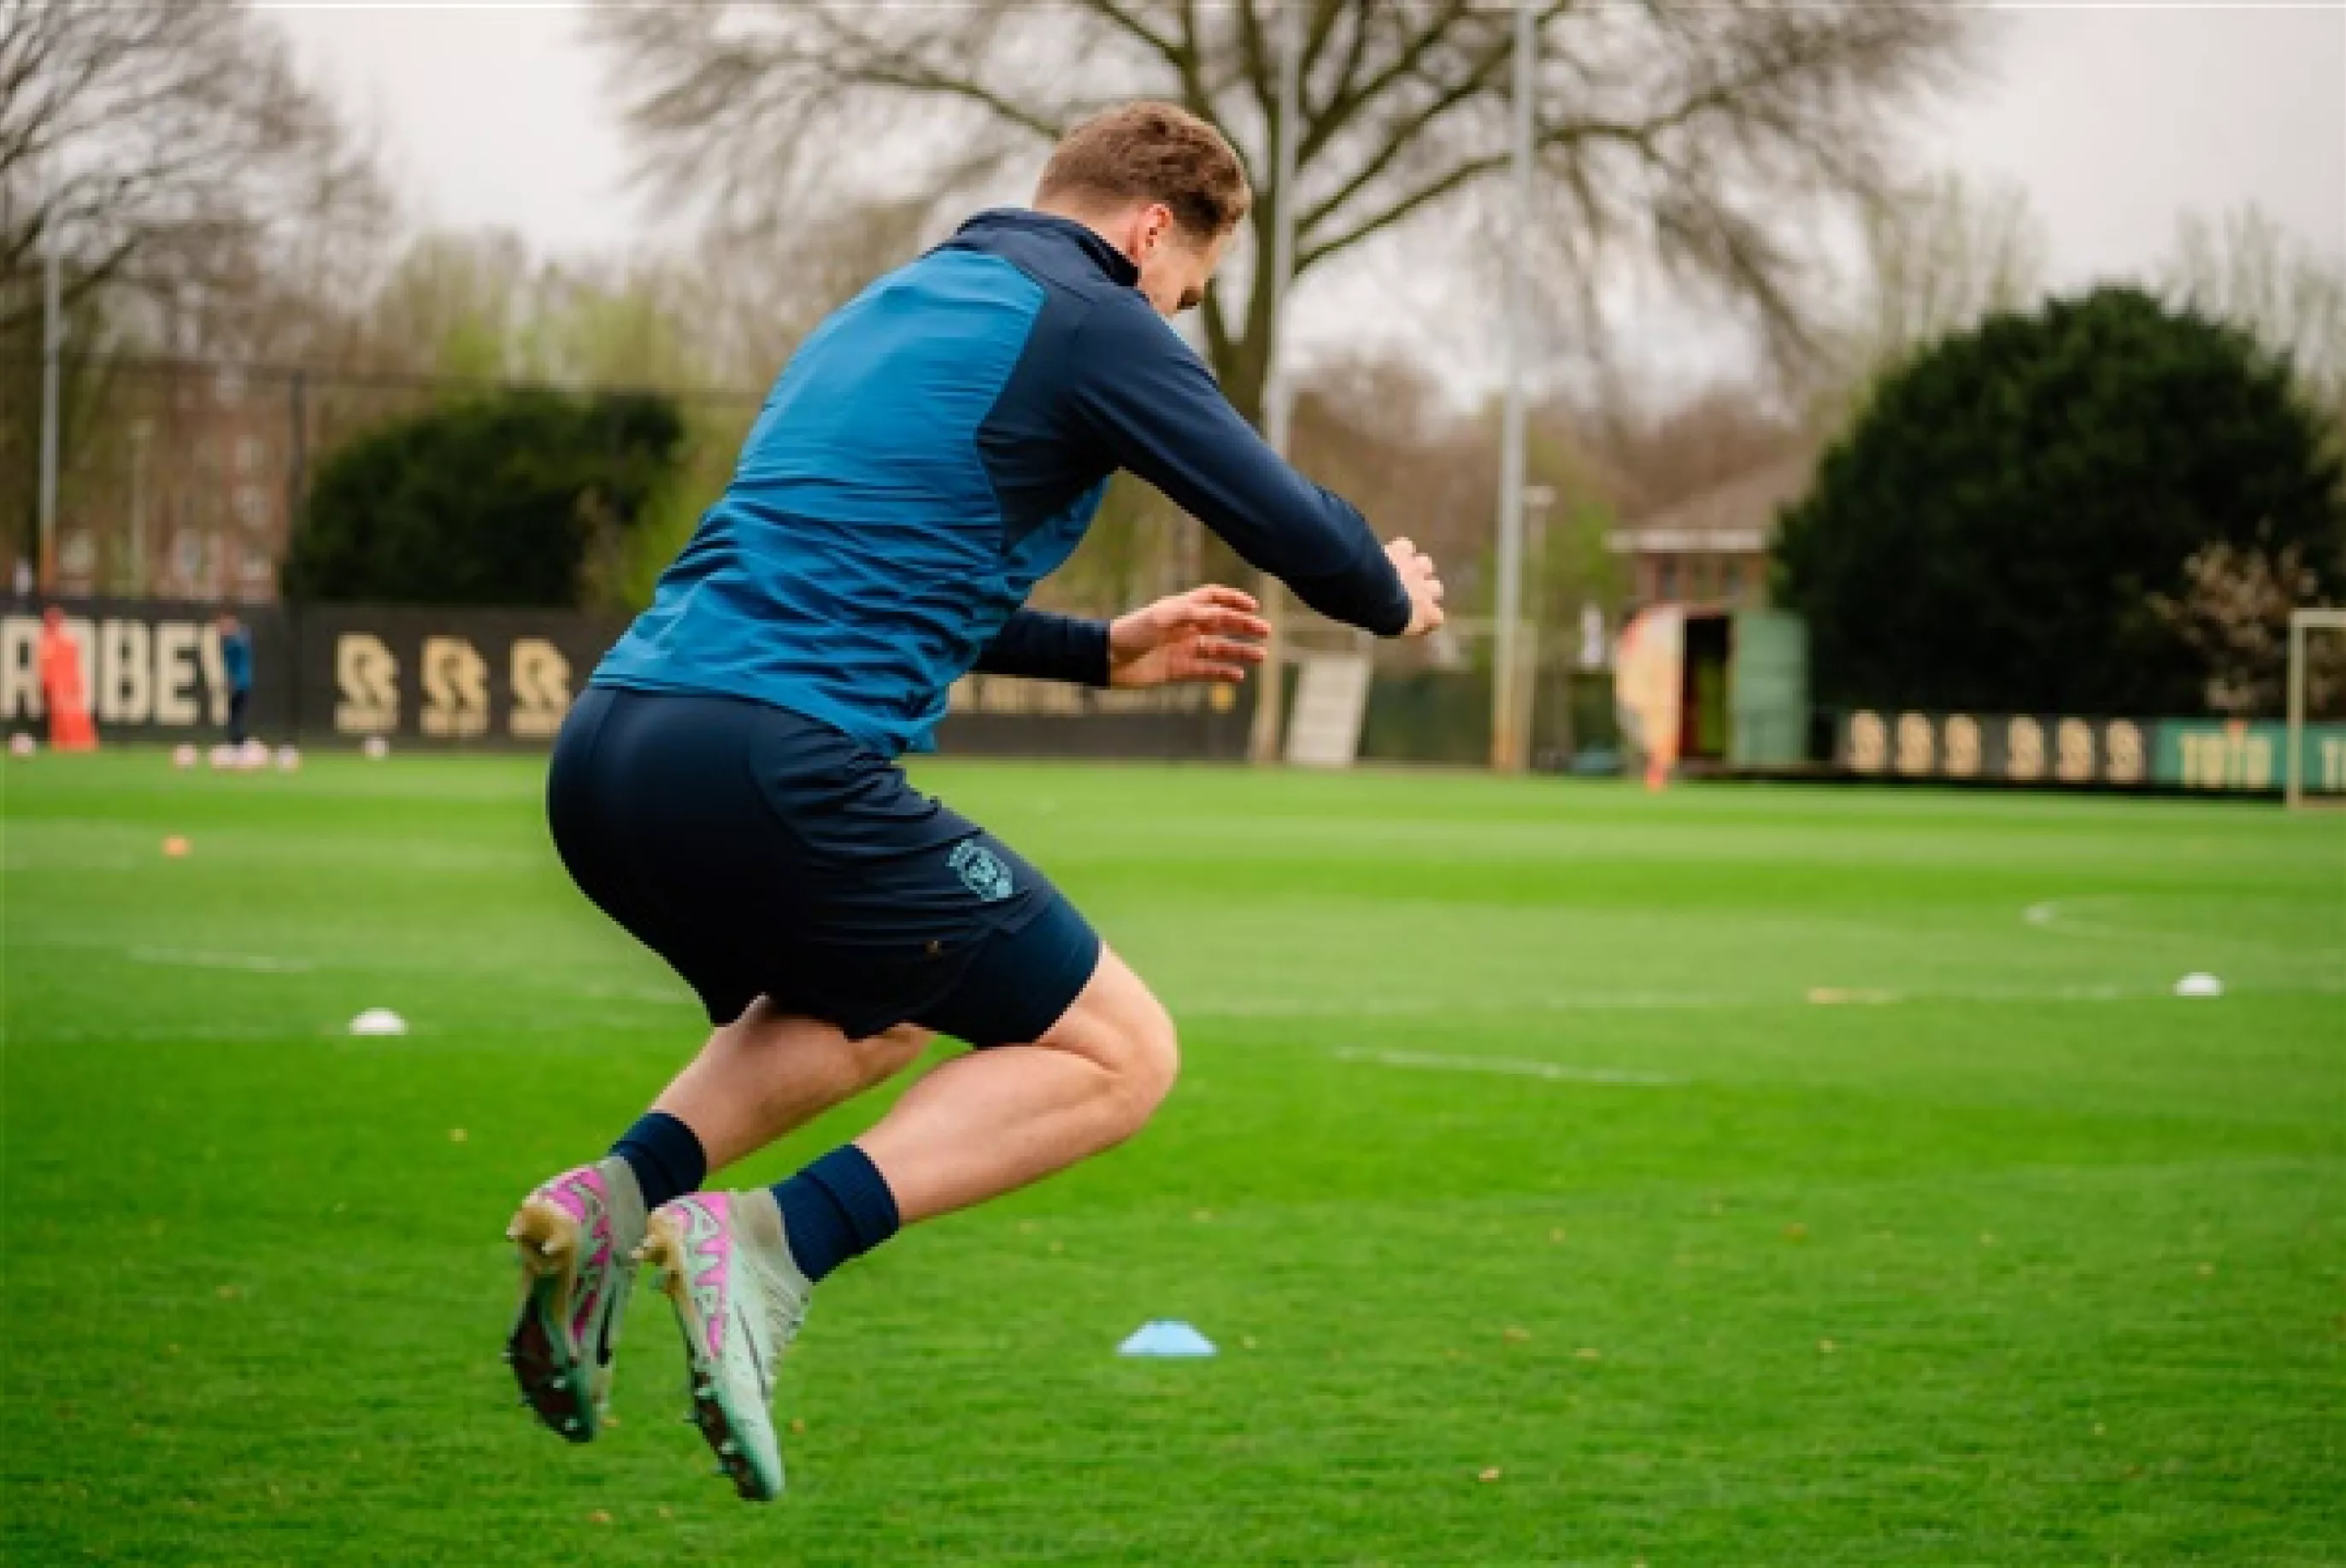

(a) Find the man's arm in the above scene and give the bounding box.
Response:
[972,608,1110,686]
[1067,304,1414,637]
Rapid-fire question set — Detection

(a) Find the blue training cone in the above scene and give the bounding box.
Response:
[1118,1319,1217,1357]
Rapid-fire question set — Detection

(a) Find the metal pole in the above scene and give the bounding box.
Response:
[2286,612,2307,809]
[1247,0,1306,765]
[38,175,63,594]
[1490,0,1535,772]
[1263,2,1302,458]
[1519,484,1554,764]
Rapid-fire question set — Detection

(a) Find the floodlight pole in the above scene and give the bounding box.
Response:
[38,167,64,594]
[1514,482,1555,759]
[1248,0,1306,765]
[1490,0,1536,772]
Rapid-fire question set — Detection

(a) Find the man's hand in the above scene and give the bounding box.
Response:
[1389,537,1445,637]
[1108,584,1272,690]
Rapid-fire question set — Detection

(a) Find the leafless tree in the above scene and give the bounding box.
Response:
[656,200,938,390]
[1796,170,2046,428]
[2163,205,2346,432]
[1565,379,1802,519]
[0,1,389,578]
[1853,173,2043,367]
[350,206,934,393]
[592,1,1979,424]
[0,0,386,343]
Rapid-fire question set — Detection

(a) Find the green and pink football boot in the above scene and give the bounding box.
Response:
[636,1190,814,1502]
[503,1159,645,1442]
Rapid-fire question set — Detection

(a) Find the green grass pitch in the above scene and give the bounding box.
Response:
[4,750,2342,1565]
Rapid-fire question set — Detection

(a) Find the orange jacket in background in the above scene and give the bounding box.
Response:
[38,614,97,751]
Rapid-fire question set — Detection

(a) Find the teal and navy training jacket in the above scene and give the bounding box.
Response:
[592,208,1413,757]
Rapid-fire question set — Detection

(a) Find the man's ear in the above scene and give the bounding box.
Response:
[1138,203,1173,260]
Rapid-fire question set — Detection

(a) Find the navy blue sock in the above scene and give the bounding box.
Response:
[768,1144,900,1283]
[609,1111,706,1211]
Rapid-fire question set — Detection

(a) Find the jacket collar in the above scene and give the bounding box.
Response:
[955,208,1141,287]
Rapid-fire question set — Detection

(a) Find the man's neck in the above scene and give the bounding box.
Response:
[1032,204,1133,262]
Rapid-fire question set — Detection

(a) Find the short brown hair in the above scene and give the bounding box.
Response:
[1035,102,1250,239]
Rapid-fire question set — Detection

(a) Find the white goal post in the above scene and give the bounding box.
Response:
[2285,607,2346,809]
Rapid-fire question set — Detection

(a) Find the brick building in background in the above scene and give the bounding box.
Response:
[1607,451,1814,611]
[46,361,297,603]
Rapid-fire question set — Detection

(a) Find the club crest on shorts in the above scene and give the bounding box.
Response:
[948,840,1014,902]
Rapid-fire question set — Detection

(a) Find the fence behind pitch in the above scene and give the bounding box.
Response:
[0,597,1252,760]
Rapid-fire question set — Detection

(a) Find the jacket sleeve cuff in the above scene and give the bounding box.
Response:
[973,611,1113,687]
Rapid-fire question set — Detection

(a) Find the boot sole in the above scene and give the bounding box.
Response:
[640,1210,784,1502]
[504,1195,602,1443]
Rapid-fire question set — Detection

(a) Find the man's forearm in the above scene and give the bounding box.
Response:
[971,610,1111,686]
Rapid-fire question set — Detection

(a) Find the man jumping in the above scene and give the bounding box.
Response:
[506,101,1445,1501]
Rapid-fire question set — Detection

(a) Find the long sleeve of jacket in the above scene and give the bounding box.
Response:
[1068,304,1413,637]
[972,609,1110,685]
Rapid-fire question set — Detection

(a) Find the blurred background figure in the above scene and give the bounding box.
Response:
[38,607,96,751]
[215,611,255,746]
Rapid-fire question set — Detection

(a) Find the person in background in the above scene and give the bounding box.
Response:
[215,612,254,745]
[38,607,97,751]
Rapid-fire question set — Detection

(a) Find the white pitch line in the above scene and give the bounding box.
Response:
[1203,977,2346,1024]
[2024,896,2345,956]
[126,946,315,974]
[1330,1046,1681,1086]
[2023,896,2166,942]
[1,854,148,872]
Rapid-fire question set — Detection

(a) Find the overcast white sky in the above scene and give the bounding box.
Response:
[263,3,2346,388]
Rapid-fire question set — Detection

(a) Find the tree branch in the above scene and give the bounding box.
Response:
[1172,0,1212,114]
[1235,0,1275,126]
[1296,13,1518,242]
[844,62,1063,143]
[1301,152,1502,271]
[808,8,1067,142]
[1302,117,1655,272]
[1085,0,1185,75]
[1299,0,1348,91]
[1299,0,1475,165]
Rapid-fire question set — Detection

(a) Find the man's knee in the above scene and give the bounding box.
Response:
[1103,994,1179,1132]
[1047,952,1178,1136]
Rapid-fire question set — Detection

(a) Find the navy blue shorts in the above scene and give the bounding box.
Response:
[546,685,1101,1047]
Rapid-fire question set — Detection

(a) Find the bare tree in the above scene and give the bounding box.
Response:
[0,0,385,341]
[0,0,388,578]
[1798,170,2046,427]
[592,1,1978,424]
[2163,205,2346,430]
[1567,379,1805,520]
[656,200,938,391]
[349,204,936,394]
[1854,173,2043,365]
